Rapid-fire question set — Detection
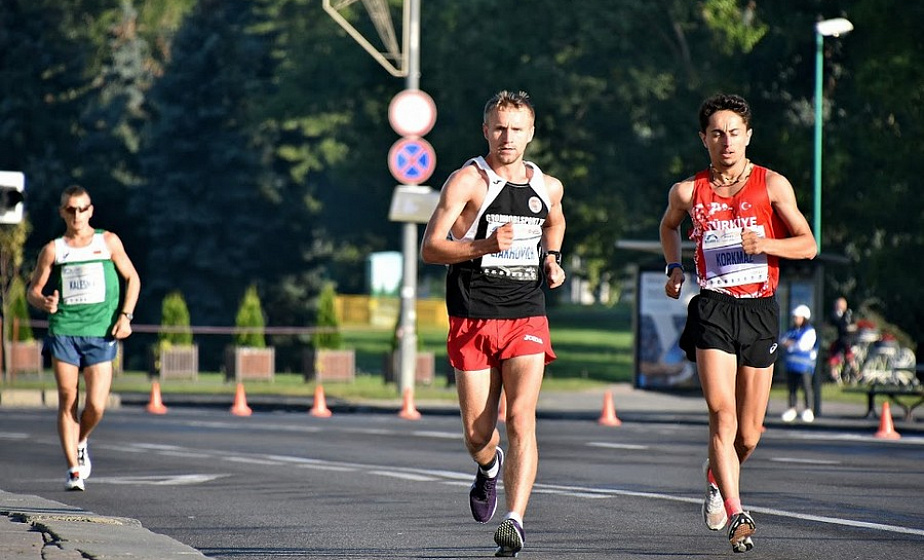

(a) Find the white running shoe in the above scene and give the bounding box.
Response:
[65,470,85,492]
[781,408,798,423]
[801,409,815,423]
[77,442,92,479]
[701,460,728,531]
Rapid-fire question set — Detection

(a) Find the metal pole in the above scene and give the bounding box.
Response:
[813,30,824,253]
[397,0,421,395]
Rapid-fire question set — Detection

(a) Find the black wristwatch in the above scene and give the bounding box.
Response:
[665,262,684,276]
[545,250,562,266]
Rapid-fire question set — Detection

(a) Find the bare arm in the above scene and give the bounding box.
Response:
[740,171,817,260]
[26,241,59,314]
[541,174,566,288]
[105,231,141,339]
[659,179,693,299]
[420,166,513,265]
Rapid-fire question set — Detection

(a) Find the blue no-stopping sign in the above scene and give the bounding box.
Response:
[388,138,436,185]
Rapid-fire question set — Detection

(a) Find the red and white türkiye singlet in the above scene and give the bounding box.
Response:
[688,165,786,298]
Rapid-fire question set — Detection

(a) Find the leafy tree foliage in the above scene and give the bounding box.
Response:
[6,0,924,356]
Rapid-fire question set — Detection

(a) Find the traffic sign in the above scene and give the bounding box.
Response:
[388,89,437,137]
[388,138,436,185]
[388,185,440,223]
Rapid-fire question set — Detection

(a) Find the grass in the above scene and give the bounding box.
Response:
[0,302,874,404]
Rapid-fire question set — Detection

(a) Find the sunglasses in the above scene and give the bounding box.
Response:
[63,204,92,215]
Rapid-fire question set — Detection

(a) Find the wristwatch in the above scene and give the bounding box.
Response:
[121,312,134,321]
[545,250,563,266]
[665,262,684,276]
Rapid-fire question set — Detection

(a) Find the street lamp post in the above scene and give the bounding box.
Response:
[813,17,853,253]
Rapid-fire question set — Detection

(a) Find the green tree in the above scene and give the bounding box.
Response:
[135,0,281,328]
[0,0,92,247]
[311,283,343,350]
[235,285,266,348]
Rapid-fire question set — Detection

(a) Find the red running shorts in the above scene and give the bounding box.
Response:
[447,316,556,372]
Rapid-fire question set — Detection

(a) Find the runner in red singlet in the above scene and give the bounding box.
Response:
[659,94,816,553]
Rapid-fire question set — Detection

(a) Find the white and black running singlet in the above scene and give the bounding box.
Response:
[445,156,552,319]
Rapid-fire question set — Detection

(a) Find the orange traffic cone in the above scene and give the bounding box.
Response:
[398,387,421,420]
[598,390,622,427]
[310,384,332,418]
[230,383,253,416]
[145,381,168,415]
[498,391,507,423]
[874,401,900,439]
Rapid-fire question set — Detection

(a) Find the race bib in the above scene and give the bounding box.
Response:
[481,222,542,268]
[701,227,768,288]
[61,262,107,305]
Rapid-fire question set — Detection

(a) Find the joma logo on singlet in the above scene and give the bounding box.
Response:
[524,334,543,344]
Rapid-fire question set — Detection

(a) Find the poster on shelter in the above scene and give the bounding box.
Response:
[635,270,699,389]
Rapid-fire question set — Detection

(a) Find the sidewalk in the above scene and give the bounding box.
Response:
[1,385,920,560]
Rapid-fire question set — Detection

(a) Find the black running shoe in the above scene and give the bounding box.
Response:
[494,517,524,557]
[727,511,755,553]
[469,448,504,523]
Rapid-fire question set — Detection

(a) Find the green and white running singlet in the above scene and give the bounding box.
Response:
[49,230,120,337]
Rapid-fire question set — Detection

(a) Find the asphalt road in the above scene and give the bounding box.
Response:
[1,406,922,559]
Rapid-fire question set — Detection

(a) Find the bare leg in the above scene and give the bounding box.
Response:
[698,347,773,508]
[455,367,503,467]
[499,353,544,519]
[78,361,113,444]
[53,359,82,470]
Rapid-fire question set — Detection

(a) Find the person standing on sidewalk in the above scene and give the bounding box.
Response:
[659,94,816,553]
[27,185,141,491]
[421,90,566,557]
[781,305,817,423]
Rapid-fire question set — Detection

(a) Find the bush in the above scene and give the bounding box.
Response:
[234,285,266,348]
[158,291,193,347]
[8,277,33,342]
[312,283,343,350]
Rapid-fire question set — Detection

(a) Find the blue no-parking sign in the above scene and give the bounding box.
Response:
[388,138,436,185]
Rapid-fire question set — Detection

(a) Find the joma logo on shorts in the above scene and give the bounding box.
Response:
[524,334,543,344]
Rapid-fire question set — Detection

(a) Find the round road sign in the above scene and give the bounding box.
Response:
[388,138,436,185]
[388,89,437,137]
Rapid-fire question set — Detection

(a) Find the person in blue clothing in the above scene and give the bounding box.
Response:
[780,305,817,423]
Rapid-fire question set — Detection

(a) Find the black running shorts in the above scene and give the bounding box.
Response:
[679,290,780,368]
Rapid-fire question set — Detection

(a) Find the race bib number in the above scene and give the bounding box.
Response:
[481,222,542,268]
[61,262,107,305]
[702,227,768,288]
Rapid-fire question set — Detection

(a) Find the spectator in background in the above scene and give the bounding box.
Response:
[781,305,817,423]
[827,297,856,377]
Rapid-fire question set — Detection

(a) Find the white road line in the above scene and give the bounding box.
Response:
[588,442,649,450]
[770,457,841,465]
[529,482,924,537]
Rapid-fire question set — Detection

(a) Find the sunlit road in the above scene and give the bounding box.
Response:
[1,406,922,559]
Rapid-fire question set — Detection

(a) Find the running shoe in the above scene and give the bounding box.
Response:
[781,408,798,423]
[701,460,727,531]
[470,448,504,523]
[727,511,756,553]
[77,442,92,479]
[494,517,524,557]
[65,470,85,492]
[801,409,815,423]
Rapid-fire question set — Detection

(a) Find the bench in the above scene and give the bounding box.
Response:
[848,382,924,421]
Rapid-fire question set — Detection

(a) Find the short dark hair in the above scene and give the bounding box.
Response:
[483,90,535,123]
[698,94,752,133]
[60,185,90,207]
